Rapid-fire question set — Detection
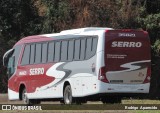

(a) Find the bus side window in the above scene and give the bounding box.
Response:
[42,42,48,63]
[54,41,61,62]
[61,40,68,61]
[21,45,30,65]
[68,40,74,61]
[30,44,35,64]
[91,37,98,56]
[48,41,55,62]
[85,37,98,59]
[85,38,92,59]
[80,38,86,60]
[35,43,42,64]
[74,39,80,60]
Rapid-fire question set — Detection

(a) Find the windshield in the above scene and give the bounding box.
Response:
[3,45,22,78]
[7,56,15,77]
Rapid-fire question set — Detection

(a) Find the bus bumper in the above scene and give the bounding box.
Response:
[8,88,19,100]
[99,83,150,94]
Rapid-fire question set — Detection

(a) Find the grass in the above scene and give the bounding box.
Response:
[122,99,160,104]
[131,111,160,113]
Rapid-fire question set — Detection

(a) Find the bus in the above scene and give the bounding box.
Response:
[3,27,151,105]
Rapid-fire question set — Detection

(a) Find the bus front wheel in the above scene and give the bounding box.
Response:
[22,88,40,105]
[22,88,32,105]
[63,85,72,104]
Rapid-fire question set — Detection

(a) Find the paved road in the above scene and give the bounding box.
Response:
[0,94,61,104]
[0,94,103,104]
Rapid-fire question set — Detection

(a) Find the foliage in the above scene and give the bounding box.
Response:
[41,0,71,33]
[152,39,160,57]
[0,33,8,93]
[137,13,160,44]
[0,0,42,92]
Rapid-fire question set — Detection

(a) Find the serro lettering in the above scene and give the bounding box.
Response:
[112,41,142,47]
[30,68,44,75]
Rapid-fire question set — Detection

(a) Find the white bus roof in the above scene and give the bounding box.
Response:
[60,27,113,35]
[41,27,113,37]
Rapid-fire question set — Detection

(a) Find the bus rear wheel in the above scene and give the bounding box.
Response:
[64,85,72,104]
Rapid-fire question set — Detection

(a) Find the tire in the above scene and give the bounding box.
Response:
[63,85,72,104]
[22,88,40,105]
[22,88,31,105]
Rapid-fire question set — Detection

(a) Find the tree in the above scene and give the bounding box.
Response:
[0,0,42,41]
[41,0,71,33]
[0,0,42,92]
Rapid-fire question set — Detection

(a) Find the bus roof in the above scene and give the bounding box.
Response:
[60,27,113,34]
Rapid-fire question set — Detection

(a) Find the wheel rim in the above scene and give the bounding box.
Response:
[22,89,28,104]
[64,86,72,104]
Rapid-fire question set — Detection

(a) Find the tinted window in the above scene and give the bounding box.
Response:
[14,45,22,67]
[8,45,22,77]
[42,42,48,63]
[74,39,80,60]
[61,40,68,61]
[85,38,92,59]
[35,43,42,63]
[21,45,30,65]
[30,44,35,64]
[68,40,74,61]
[54,41,61,62]
[21,37,98,64]
[92,37,98,55]
[80,38,86,60]
[85,37,98,59]
[48,42,55,62]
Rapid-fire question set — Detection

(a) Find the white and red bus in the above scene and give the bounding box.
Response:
[3,27,151,104]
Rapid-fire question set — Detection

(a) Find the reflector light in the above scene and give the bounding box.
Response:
[98,67,109,83]
[143,67,151,83]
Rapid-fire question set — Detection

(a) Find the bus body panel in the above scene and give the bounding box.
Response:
[97,30,151,94]
[8,88,19,100]
[99,82,150,93]
[104,30,150,84]
[27,54,97,98]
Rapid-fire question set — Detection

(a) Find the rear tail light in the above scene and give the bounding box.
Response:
[143,67,151,83]
[105,30,109,33]
[98,67,109,83]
